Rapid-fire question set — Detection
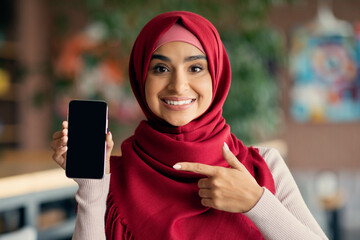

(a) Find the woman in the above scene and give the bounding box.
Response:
[51,11,328,239]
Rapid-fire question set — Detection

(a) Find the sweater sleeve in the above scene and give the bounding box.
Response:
[72,174,110,240]
[244,147,328,240]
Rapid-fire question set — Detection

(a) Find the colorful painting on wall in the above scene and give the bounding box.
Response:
[289,21,360,123]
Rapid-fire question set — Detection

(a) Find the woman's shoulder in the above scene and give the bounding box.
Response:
[255,146,283,162]
[253,146,288,174]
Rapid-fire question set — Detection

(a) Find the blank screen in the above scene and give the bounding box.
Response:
[66,100,107,179]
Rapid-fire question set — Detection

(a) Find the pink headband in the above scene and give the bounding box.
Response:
[154,23,205,53]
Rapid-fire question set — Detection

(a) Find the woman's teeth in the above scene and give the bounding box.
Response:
[164,99,193,105]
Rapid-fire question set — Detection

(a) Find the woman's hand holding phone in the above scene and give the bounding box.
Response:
[51,120,114,174]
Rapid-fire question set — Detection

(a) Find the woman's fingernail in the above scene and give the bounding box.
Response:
[223,142,230,151]
[173,164,182,170]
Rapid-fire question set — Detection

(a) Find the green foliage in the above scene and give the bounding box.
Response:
[222,28,285,143]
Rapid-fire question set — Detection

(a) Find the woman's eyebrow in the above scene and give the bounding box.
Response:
[184,55,207,62]
[151,54,170,62]
[151,54,207,62]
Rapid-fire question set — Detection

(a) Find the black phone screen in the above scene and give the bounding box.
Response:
[66,100,108,179]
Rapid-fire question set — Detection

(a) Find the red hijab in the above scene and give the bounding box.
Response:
[106,11,275,239]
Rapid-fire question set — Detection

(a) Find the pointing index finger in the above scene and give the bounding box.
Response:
[173,162,217,176]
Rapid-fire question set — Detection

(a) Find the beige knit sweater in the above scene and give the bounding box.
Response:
[72,147,328,240]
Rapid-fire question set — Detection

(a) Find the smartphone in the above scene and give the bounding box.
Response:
[65,100,108,179]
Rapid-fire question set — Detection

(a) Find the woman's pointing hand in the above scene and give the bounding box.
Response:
[173,143,264,213]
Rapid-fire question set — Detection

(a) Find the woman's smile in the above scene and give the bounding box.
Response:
[161,96,196,110]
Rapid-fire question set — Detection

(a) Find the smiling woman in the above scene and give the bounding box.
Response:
[50,11,328,240]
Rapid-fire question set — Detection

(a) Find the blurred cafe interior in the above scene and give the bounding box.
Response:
[0,0,359,239]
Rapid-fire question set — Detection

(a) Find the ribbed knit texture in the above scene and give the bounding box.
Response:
[72,175,110,240]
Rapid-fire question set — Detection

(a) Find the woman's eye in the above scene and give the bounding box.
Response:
[153,65,169,73]
[190,65,203,73]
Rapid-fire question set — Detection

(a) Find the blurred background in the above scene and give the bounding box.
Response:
[0,0,359,239]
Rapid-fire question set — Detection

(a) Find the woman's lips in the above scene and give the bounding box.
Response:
[160,97,196,110]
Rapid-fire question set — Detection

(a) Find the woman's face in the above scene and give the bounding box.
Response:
[145,41,213,127]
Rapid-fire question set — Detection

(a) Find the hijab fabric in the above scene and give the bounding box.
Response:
[154,23,205,53]
[106,11,275,240]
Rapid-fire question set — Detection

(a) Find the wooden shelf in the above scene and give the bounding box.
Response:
[0,168,77,240]
[0,168,76,199]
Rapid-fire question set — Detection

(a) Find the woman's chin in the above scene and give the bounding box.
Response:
[164,117,192,127]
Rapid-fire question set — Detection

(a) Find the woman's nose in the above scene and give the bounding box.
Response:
[167,70,189,93]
